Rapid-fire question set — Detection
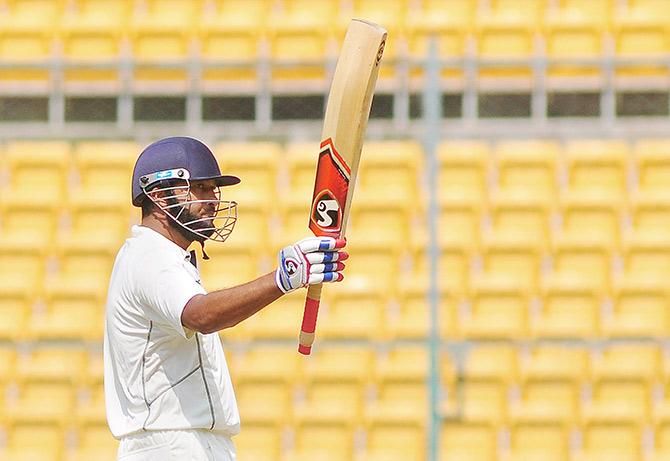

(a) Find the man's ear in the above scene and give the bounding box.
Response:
[147,190,170,210]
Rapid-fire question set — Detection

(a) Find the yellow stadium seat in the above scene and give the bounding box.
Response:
[464,344,519,384]
[46,242,116,296]
[0,292,31,341]
[577,421,642,461]
[511,379,579,426]
[16,347,87,384]
[4,140,71,203]
[438,195,482,251]
[358,140,421,198]
[341,240,401,292]
[129,0,199,85]
[545,0,610,84]
[623,237,670,288]
[28,290,102,341]
[74,141,137,203]
[494,140,560,201]
[407,0,474,81]
[214,141,280,201]
[0,199,61,248]
[0,347,17,383]
[506,421,570,461]
[564,140,629,199]
[66,424,117,461]
[444,380,508,425]
[369,380,427,425]
[300,347,371,423]
[222,197,270,249]
[440,421,496,461]
[477,239,542,292]
[349,195,412,247]
[376,346,428,385]
[0,242,46,297]
[76,384,107,426]
[558,194,623,249]
[604,279,668,338]
[0,0,62,88]
[85,353,104,386]
[9,382,74,427]
[199,238,262,290]
[233,423,281,461]
[653,414,670,453]
[488,192,552,248]
[318,287,386,341]
[236,381,290,426]
[303,346,374,385]
[3,422,65,461]
[363,420,426,461]
[280,0,338,23]
[350,0,405,33]
[268,6,332,83]
[62,199,130,248]
[547,238,612,293]
[406,242,472,296]
[591,344,661,384]
[583,379,650,426]
[284,141,318,197]
[242,290,303,340]
[534,284,600,339]
[234,346,299,386]
[462,281,529,339]
[628,193,670,243]
[476,0,544,84]
[276,195,311,249]
[60,0,129,85]
[520,346,589,384]
[634,139,670,194]
[438,140,491,203]
[288,422,354,461]
[199,0,268,84]
[294,380,365,425]
[614,1,670,83]
[388,285,459,340]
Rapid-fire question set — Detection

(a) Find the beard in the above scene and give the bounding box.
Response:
[166,202,216,243]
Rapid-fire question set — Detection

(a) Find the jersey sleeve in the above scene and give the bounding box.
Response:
[139,261,207,339]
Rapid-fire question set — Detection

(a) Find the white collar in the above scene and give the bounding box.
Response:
[132,225,193,263]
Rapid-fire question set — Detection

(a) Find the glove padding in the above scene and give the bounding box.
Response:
[275,236,348,293]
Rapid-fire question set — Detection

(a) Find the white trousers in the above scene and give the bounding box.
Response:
[117,429,236,461]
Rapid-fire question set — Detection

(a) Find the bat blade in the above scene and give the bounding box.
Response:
[298,19,387,355]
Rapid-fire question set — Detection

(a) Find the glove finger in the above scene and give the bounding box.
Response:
[297,236,346,253]
[305,251,349,264]
[308,272,345,284]
[309,262,346,274]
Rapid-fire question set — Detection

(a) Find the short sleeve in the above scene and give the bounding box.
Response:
[139,261,207,338]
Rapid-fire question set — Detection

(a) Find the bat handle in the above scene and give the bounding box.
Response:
[298,283,323,355]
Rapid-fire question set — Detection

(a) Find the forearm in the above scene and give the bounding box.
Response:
[181,272,283,334]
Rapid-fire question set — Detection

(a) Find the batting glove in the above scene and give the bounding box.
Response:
[275,236,348,293]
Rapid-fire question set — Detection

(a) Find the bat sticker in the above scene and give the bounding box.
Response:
[313,191,341,229]
[309,139,350,237]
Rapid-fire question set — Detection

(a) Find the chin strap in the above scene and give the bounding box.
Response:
[199,240,210,260]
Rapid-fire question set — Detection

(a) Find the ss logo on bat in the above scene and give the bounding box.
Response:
[312,191,342,232]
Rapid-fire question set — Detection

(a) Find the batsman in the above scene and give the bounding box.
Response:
[103,136,347,460]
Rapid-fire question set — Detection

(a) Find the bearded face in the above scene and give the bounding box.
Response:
[148,178,237,244]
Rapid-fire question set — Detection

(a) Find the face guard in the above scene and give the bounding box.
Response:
[140,168,237,244]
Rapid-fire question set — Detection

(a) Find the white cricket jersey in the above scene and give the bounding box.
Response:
[104,225,240,439]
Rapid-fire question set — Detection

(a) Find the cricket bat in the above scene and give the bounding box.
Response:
[298,19,387,355]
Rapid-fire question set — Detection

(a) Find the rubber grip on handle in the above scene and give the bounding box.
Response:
[298,283,323,355]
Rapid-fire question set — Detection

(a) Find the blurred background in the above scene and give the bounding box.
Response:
[2,0,670,460]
